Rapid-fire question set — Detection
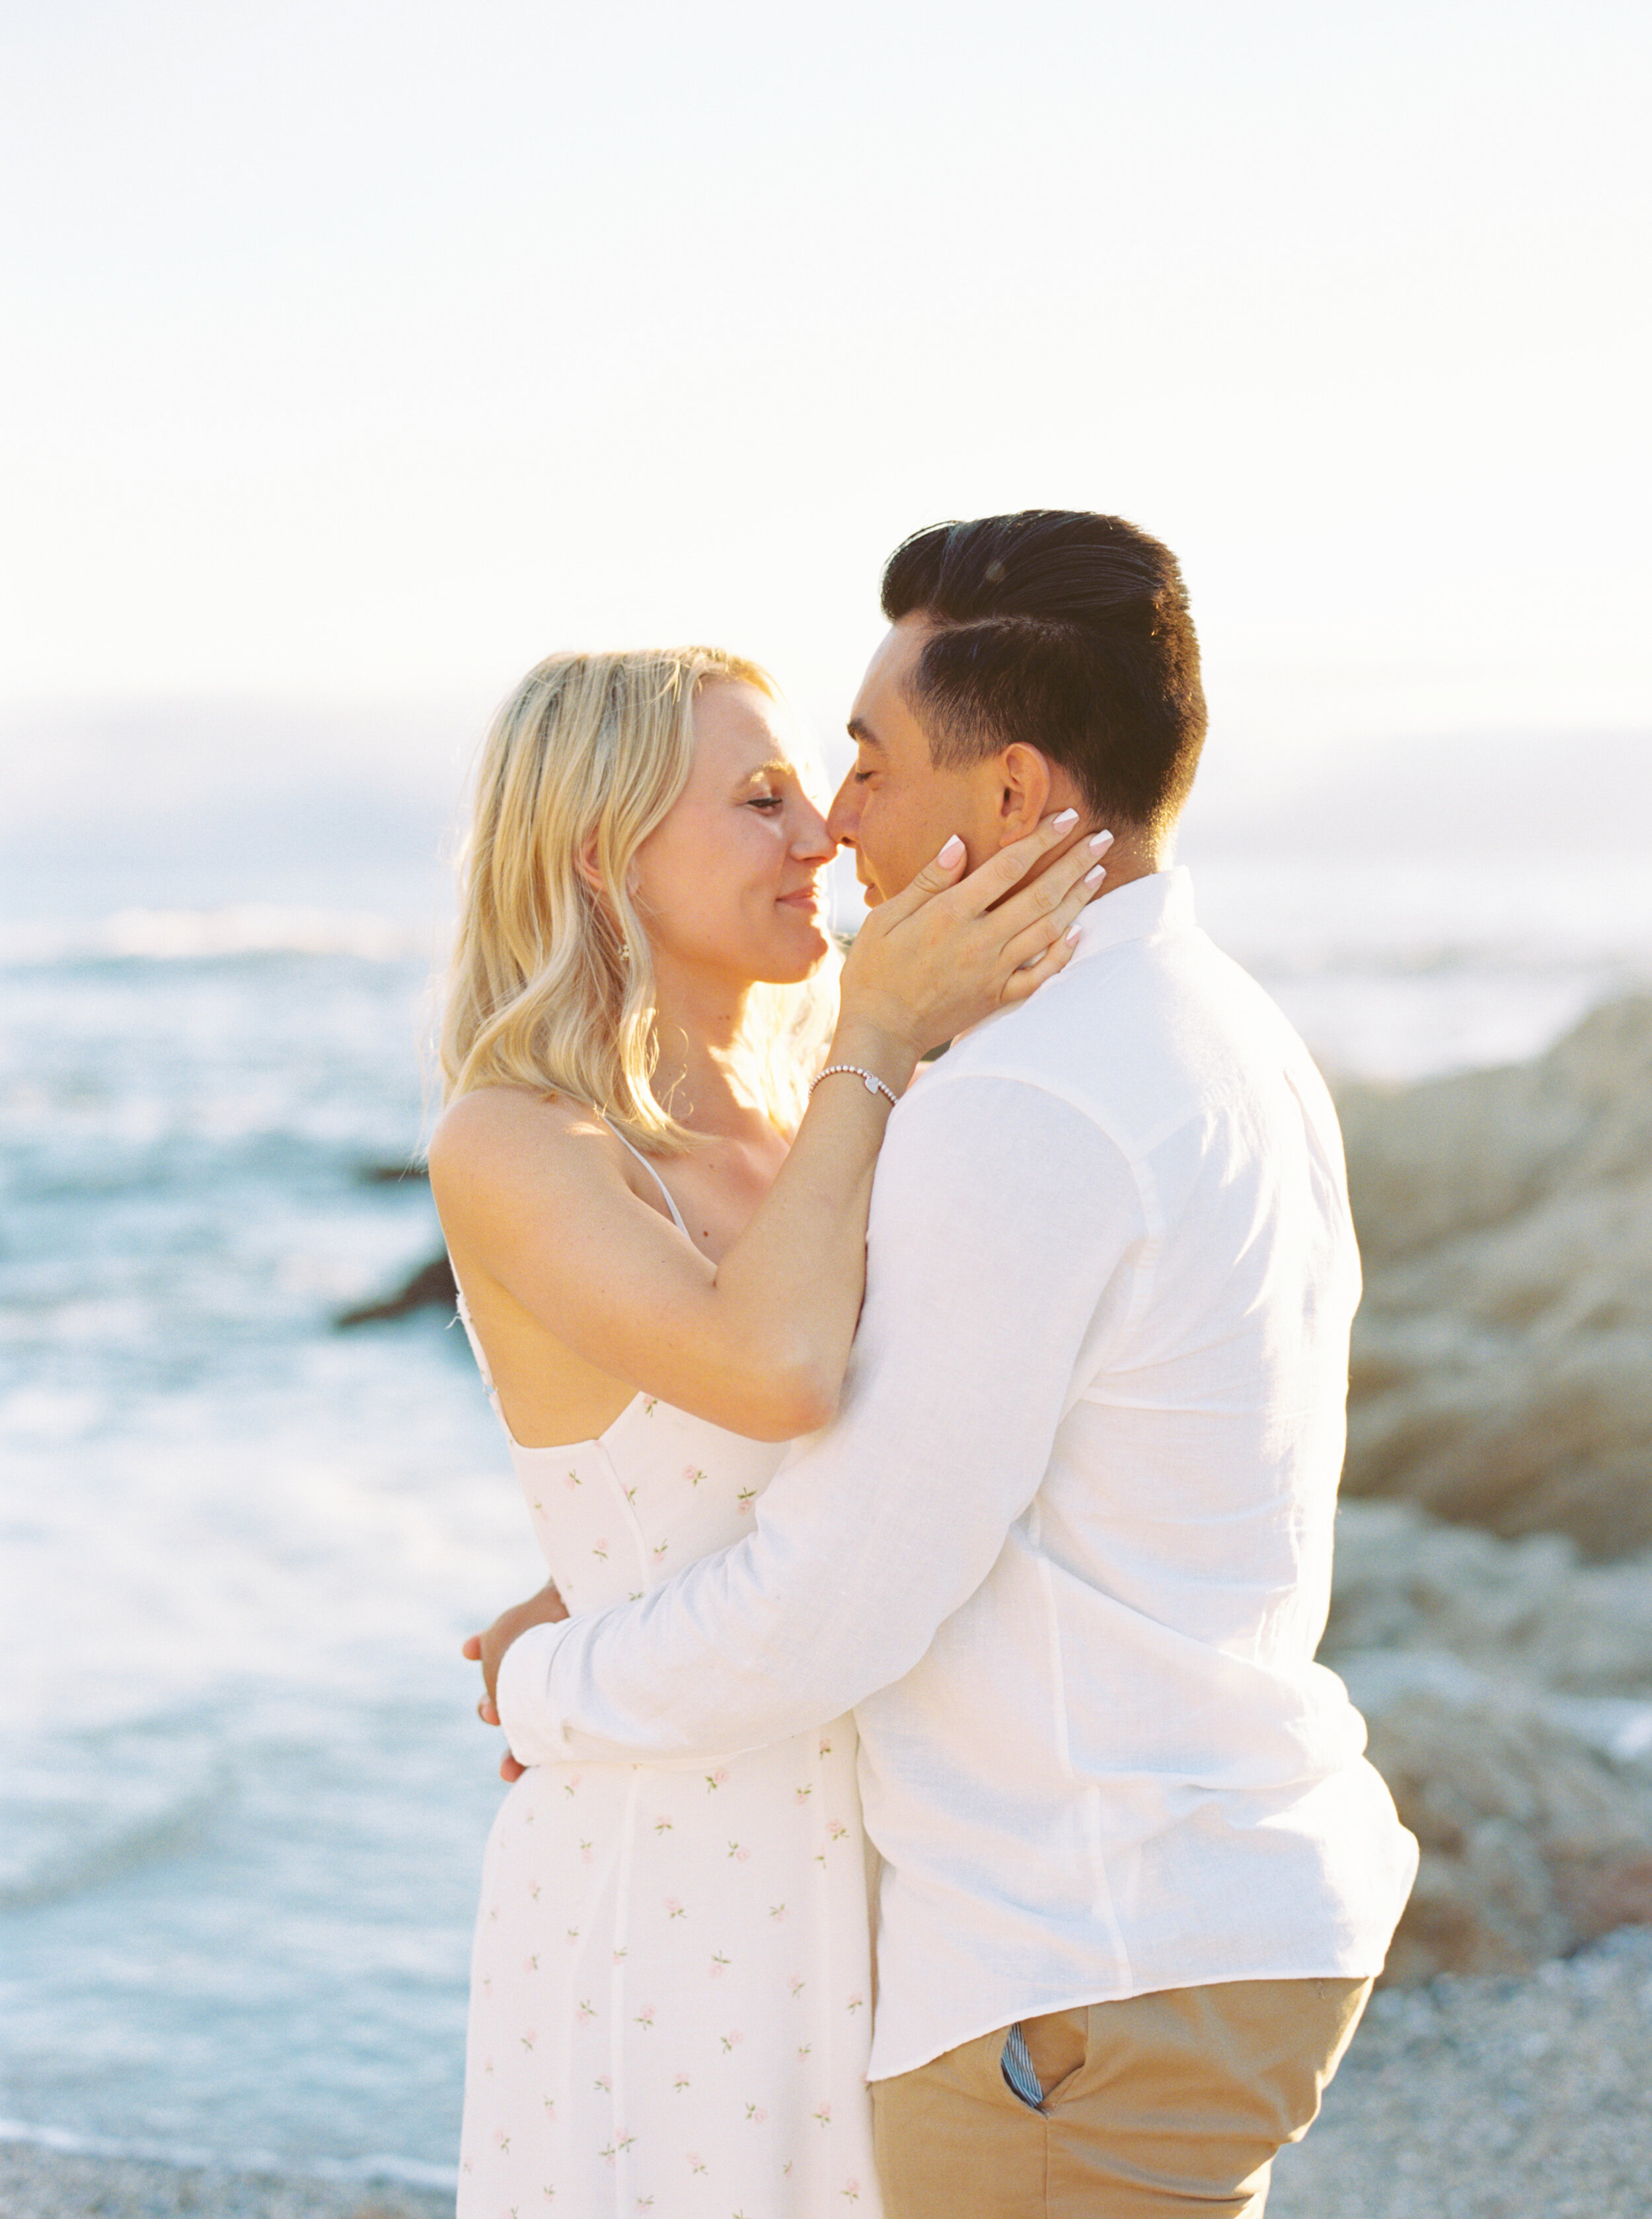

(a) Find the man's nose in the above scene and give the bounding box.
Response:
[825,770,860,850]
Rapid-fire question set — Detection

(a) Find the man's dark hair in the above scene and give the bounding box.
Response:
[880,510,1207,830]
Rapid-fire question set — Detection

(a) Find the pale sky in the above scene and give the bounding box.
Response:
[2,0,1648,828]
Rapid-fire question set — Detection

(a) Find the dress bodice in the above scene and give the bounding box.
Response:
[469,1332,786,1614]
[451,1125,784,1614]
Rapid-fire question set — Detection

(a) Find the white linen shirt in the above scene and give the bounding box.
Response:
[498,868,1419,2080]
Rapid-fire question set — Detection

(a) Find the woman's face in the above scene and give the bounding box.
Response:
[630,681,835,987]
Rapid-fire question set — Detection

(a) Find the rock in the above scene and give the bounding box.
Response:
[334,1251,456,1327]
[1323,1501,1652,1984]
[1337,993,1652,1556]
[1360,1693,1652,1984]
[1327,1499,1652,1696]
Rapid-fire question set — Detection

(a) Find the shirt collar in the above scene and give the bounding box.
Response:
[1066,865,1196,963]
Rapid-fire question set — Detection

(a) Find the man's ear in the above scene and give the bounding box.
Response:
[993,743,1054,845]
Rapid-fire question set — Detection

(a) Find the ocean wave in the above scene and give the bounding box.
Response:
[0,2117,458,2190]
[0,1776,227,1912]
[0,907,421,965]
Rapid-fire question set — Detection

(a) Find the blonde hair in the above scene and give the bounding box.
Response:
[440,647,837,1152]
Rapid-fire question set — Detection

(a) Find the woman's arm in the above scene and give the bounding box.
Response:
[430,817,1102,1440]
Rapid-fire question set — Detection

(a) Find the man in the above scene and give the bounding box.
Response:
[482,510,1417,2214]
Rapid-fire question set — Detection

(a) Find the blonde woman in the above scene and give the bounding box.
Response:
[430,647,1096,2218]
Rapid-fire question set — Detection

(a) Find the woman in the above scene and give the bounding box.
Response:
[429,646,1096,2216]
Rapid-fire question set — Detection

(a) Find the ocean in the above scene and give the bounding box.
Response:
[3,825,1651,2188]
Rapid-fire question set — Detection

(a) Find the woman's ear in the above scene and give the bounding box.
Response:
[574,831,605,897]
[995,743,1054,845]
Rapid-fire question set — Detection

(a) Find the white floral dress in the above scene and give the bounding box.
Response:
[453,1149,880,2219]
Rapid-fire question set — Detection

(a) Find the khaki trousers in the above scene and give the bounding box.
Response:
[872,1976,1371,2218]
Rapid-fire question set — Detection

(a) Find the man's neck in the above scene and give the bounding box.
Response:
[1009,813,1167,908]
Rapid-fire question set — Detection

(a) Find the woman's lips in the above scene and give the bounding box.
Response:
[777,885,822,909]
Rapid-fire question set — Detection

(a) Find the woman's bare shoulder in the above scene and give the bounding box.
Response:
[428,1085,619,1201]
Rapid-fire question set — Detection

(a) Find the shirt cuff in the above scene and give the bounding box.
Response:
[495,1618,574,1766]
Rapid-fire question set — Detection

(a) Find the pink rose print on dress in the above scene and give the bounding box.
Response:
[673,2074,691,2093]
[813,2103,833,2127]
[634,2002,656,2027]
[592,1538,609,1560]
[726,1840,751,1861]
[664,1897,685,1918]
[704,1767,728,1791]
[794,1785,813,1803]
[745,2103,769,2125]
[843,2181,862,2202]
[719,2028,743,2052]
[769,1902,786,1921]
[580,1840,594,1863]
[709,1951,731,1978]
[654,1814,674,1833]
[735,1487,757,1513]
[564,1469,581,1489]
[576,2000,597,2023]
[686,2152,707,2175]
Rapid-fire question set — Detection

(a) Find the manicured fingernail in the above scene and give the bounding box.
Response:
[1066,922,1084,942]
[1084,863,1107,885]
[1089,830,1114,853]
[938,834,965,866]
[1052,808,1078,830]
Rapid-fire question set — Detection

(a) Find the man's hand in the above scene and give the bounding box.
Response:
[464,1579,569,1782]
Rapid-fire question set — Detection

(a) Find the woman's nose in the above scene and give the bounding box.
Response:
[791,802,835,860]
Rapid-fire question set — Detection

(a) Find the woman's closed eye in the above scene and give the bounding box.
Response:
[747,794,786,813]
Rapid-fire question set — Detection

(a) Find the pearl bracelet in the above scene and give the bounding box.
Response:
[811,1063,899,1110]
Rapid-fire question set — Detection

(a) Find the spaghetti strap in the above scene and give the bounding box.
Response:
[600,1117,691,1236]
[452,1280,501,1402]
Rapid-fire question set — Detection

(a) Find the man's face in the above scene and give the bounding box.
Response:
[827,618,999,904]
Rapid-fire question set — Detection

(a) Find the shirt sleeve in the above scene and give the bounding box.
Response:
[496,1073,1143,1766]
